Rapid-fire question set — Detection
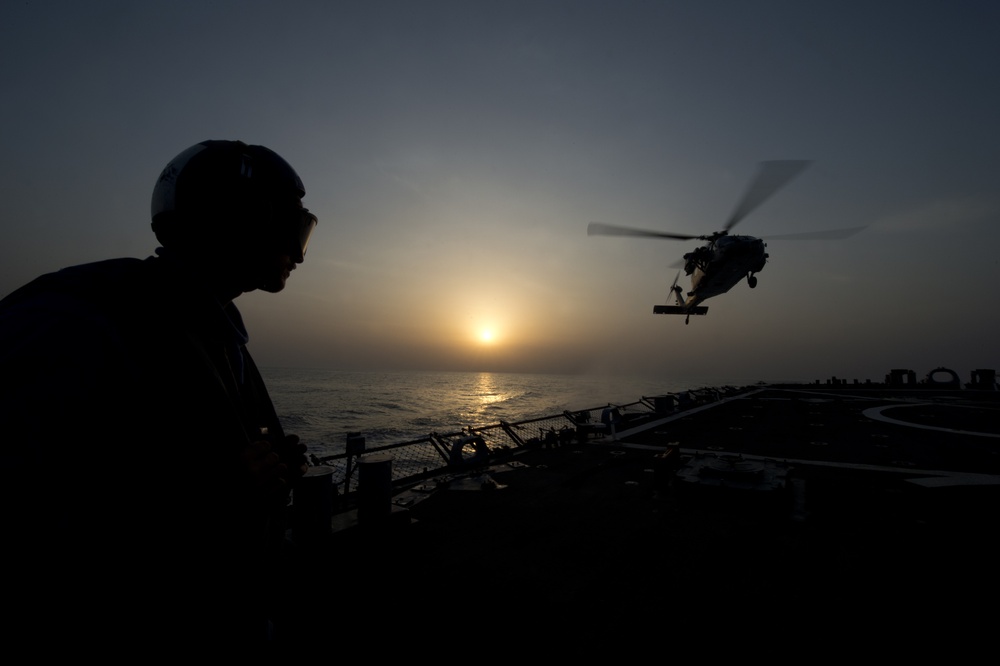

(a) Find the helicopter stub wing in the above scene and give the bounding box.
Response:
[653,305,708,316]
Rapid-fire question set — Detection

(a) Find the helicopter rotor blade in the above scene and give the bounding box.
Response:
[761,225,866,241]
[587,222,699,241]
[724,160,812,232]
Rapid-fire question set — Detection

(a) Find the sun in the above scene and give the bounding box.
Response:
[479,329,494,343]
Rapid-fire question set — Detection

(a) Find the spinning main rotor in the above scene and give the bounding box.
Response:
[587,160,865,243]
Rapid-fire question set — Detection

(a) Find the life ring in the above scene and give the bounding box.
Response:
[449,435,489,466]
[926,367,959,387]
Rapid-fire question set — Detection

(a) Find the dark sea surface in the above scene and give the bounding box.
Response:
[261,368,772,459]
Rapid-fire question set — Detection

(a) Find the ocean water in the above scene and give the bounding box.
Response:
[260,367,760,459]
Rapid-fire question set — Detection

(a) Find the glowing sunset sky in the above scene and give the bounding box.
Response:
[1,1,997,384]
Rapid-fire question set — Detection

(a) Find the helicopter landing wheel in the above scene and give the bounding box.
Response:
[747,274,758,288]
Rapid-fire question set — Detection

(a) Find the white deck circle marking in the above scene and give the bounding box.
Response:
[862,404,1000,439]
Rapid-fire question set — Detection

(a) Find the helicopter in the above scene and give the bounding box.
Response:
[587,160,865,324]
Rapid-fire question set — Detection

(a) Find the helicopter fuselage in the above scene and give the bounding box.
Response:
[682,234,767,308]
[588,160,861,322]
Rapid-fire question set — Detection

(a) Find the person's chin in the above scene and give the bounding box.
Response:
[258,275,287,293]
[260,282,286,293]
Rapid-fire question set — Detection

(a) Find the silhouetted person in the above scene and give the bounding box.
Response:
[0,140,318,654]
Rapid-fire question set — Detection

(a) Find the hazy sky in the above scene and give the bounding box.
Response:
[1,1,997,384]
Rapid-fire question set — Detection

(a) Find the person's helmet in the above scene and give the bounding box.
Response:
[151,140,317,260]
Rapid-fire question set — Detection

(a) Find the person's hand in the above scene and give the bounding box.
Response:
[275,434,308,483]
[240,439,285,495]
[239,434,307,505]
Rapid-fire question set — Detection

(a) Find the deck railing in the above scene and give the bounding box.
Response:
[312,387,742,502]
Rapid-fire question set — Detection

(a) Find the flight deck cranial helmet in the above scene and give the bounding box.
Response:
[151,140,318,261]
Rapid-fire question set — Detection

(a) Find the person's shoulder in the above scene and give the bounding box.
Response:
[53,257,150,283]
[0,257,154,314]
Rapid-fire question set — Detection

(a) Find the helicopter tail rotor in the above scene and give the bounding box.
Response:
[668,270,684,306]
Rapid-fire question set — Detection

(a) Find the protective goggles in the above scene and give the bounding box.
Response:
[294,207,318,258]
[259,202,318,259]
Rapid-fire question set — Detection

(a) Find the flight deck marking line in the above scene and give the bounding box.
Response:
[593,388,768,443]
[675,450,1000,484]
[620,445,1000,487]
[862,404,1000,439]
[777,388,885,401]
[596,387,885,444]
[591,388,1000,487]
